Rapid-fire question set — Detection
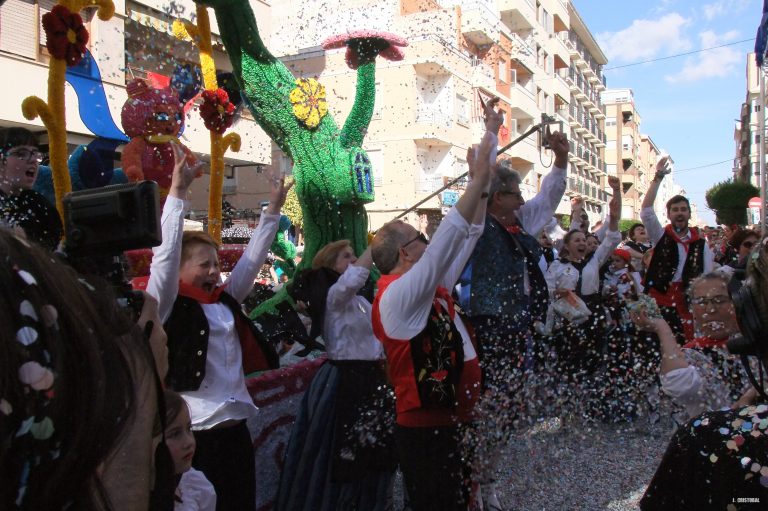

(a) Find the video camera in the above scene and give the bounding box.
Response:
[61,181,162,319]
[727,246,768,400]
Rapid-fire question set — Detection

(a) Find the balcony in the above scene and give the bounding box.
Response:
[509,33,537,74]
[508,81,538,119]
[459,1,500,46]
[470,59,495,90]
[499,0,536,32]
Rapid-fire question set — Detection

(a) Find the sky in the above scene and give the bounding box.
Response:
[572,0,762,225]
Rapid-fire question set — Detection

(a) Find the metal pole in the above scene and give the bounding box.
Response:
[761,65,767,234]
[394,118,561,221]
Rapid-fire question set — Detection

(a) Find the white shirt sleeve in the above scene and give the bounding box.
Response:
[224,212,280,303]
[517,164,567,236]
[327,264,369,309]
[640,206,664,245]
[146,195,188,323]
[593,229,622,267]
[703,241,715,273]
[379,207,479,340]
[660,365,706,418]
[440,221,484,290]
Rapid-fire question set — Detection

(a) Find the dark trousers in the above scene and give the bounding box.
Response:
[395,424,468,511]
[193,421,255,511]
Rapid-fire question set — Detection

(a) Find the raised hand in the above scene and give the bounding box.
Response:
[481,96,504,135]
[655,155,671,179]
[265,173,295,214]
[169,142,197,198]
[608,175,620,191]
[547,131,569,168]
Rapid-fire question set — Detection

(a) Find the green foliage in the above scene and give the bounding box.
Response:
[619,219,639,234]
[559,214,570,229]
[705,179,759,226]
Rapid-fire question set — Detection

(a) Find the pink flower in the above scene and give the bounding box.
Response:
[322,30,408,70]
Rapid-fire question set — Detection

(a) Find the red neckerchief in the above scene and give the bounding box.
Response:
[178,281,227,304]
[683,336,727,350]
[490,213,523,235]
[664,224,700,254]
[433,286,456,319]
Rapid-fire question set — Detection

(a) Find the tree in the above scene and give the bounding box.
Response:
[705,179,759,226]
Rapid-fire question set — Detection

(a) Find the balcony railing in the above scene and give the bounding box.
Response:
[416,106,453,127]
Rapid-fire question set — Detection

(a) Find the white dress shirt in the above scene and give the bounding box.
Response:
[378,207,483,362]
[324,265,384,361]
[146,195,280,429]
[640,206,714,281]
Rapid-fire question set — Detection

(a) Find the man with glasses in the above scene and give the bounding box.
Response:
[456,126,569,507]
[369,99,502,511]
[0,127,61,250]
[641,155,714,344]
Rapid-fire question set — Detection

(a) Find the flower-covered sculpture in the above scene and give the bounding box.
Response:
[120,78,201,203]
[193,0,407,272]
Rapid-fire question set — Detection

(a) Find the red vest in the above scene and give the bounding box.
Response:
[372,274,481,428]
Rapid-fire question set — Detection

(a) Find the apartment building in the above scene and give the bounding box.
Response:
[0,0,274,222]
[733,53,763,188]
[561,4,608,225]
[267,0,612,233]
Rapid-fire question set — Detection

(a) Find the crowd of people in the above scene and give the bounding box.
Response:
[2,90,768,511]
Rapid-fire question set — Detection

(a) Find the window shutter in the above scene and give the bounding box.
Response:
[38,0,56,47]
[0,0,37,59]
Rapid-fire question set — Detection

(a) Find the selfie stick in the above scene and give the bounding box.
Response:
[393,114,562,221]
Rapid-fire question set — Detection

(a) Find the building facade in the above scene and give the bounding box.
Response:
[733,52,763,188]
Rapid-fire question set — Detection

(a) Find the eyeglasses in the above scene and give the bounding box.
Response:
[402,232,429,248]
[690,295,731,307]
[5,148,43,163]
[498,190,524,200]
[742,240,756,249]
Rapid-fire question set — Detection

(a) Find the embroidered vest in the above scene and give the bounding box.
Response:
[644,231,705,294]
[410,302,465,409]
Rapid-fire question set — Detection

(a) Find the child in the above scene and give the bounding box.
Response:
[603,248,641,304]
[146,144,289,510]
[163,390,216,511]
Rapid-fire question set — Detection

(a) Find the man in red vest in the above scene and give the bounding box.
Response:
[640,155,714,344]
[370,99,502,511]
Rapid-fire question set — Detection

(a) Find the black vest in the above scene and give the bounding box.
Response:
[644,230,705,294]
[164,292,279,392]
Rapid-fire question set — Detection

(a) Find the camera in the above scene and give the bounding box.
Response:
[60,181,161,321]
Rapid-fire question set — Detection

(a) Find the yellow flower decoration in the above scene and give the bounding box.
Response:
[289,78,328,129]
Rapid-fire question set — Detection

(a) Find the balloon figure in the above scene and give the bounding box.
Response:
[120,78,201,204]
[193,0,407,268]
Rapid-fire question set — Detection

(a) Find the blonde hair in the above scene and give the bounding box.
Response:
[312,239,352,270]
[181,231,219,263]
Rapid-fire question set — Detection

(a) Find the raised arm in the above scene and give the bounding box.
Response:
[146,143,204,323]
[327,246,372,308]
[607,175,620,232]
[631,313,688,375]
[642,155,670,210]
[517,131,569,235]
[226,176,292,302]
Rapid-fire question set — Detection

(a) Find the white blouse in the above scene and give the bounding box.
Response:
[175,468,216,511]
[545,229,621,297]
[323,265,384,361]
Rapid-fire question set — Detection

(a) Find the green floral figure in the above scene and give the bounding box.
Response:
[194,0,406,269]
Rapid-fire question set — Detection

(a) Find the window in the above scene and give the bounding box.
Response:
[606,164,616,175]
[456,94,469,125]
[605,118,617,127]
[622,134,633,150]
[498,60,507,82]
[367,149,384,186]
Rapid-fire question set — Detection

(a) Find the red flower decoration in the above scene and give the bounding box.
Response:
[506,225,522,235]
[42,5,89,66]
[199,88,236,133]
[322,30,408,70]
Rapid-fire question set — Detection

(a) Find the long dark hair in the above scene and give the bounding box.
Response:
[0,228,152,510]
